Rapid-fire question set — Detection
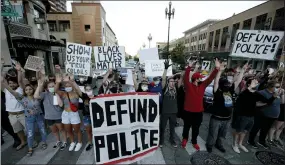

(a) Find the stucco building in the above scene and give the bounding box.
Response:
[48,0,66,12]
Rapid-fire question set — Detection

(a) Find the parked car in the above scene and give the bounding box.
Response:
[202,76,214,112]
[117,67,138,84]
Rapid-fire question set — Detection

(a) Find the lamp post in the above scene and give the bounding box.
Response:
[142,43,146,49]
[165,1,175,59]
[148,33,152,48]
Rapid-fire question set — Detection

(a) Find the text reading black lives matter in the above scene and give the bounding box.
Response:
[91,96,159,163]
[66,44,91,76]
[96,46,123,70]
[233,31,281,55]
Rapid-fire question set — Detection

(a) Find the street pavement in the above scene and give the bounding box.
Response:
[2,112,285,165]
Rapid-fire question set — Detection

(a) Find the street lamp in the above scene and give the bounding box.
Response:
[148,33,152,48]
[165,1,175,59]
[142,43,146,48]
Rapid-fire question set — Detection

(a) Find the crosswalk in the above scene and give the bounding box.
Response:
[2,124,282,165]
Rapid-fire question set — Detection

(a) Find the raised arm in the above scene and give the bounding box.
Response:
[69,74,83,97]
[213,62,226,92]
[132,70,138,90]
[233,63,248,90]
[202,58,220,87]
[15,62,25,89]
[184,60,197,86]
[55,74,62,93]
[162,59,171,89]
[56,93,63,107]
[102,69,112,85]
[1,77,22,100]
[34,79,44,99]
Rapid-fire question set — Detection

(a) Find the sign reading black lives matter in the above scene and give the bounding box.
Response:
[66,42,91,76]
[231,30,284,60]
[93,46,126,70]
[24,55,44,71]
[90,93,160,164]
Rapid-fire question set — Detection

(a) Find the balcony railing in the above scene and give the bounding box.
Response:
[8,21,33,37]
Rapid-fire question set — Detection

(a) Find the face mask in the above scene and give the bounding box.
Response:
[110,87,118,93]
[48,87,55,93]
[30,80,37,85]
[79,78,84,82]
[154,81,160,85]
[274,88,279,93]
[86,91,93,96]
[65,87,73,92]
[141,86,148,91]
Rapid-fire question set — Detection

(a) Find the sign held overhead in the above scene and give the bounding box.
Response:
[24,55,44,71]
[93,46,126,70]
[230,30,284,60]
[145,60,173,77]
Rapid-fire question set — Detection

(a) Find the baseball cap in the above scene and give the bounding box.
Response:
[192,72,205,80]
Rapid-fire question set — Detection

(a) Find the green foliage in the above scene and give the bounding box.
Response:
[91,48,95,63]
[133,56,139,62]
[169,42,185,67]
[125,56,129,61]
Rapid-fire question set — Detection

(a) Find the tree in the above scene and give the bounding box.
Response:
[170,42,186,68]
[125,56,129,61]
[133,56,139,62]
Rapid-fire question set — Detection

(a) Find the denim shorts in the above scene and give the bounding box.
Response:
[83,116,91,126]
[46,119,62,126]
[232,116,254,133]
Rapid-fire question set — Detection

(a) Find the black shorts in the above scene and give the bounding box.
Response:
[232,116,254,133]
[278,104,285,121]
[46,119,62,126]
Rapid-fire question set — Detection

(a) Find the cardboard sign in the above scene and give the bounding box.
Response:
[24,55,44,71]
[93,46,126,70]
[138,48,159,63]
[201,60,211,71]
[230,30,284,60]
[145,60,172,77]
[90,93,160,164]
[66,42,92,76]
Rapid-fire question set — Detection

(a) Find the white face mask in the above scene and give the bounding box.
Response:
[141,85,148,91]
[154,81,160,85]
[86,91,93,96]
[65,87,73,92]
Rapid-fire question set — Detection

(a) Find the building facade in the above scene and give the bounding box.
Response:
[47,2,117,66]
[206,0,284,70]
[183,19,219,54]
[169,37,185,51]
[1,0,64,75]
[49,0,66,12]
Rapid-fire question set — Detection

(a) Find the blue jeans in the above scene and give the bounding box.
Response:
[25,114,47,149]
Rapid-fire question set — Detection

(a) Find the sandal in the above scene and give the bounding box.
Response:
[16,143,27,151]
[42,143,47,150]
[26,150,33,157]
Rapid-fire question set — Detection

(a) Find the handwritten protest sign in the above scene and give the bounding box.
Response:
[230,30,284,60]
[90,93,160,164]
[145,60,172,77]
[66,42,92,76]
[138,48,159,63]
[93,46,125,70]
[24,55,44,71]
[201,60,211,71]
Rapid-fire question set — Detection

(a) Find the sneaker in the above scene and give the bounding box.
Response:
[53,141,62,149]
[69,142,76,151]
[215,144,226,153]
[171,141,177,148]
[60,142,67,150]
[193,144,200,151]
[257,142,269,149]
[232,145,240,153]
[74,143,82,151]
[274,139,284,147]
[85,143,93,151]
[247,141,258,149]
[181,139,188,148]
[267,140,278,147]
[206,146,212,153]
[238,144,248,152]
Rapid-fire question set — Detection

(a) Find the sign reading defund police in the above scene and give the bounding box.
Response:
[90,93,160,164]
[93,46,126,70]
[66,42,91,76]
[231,30,284,60]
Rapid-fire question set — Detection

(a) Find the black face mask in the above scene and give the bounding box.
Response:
[221,86,231,92]
[110,87,118,93]
[30,80,37,85]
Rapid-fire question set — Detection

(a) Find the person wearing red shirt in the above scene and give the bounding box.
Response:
[182,58,221,150]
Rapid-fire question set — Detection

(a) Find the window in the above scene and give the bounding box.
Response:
[85,25,91,32]
[86,41,91,46]
[59,21,70,32]
[254,13,267,30]
[157,45,160,48]
[103,28,105,35]
[50,35,57,40]
[214,29,220,48]
[272,7,284,31]
[203,33,207,39]
[243,18,252,29]
[48,21,57,32]
[231,23,240,44]
[208,31,214,49]
[61,39,66,44]
[10,2,26,24]
[33,6,45,30]
[221,26,228,48]
[202,44,206,50]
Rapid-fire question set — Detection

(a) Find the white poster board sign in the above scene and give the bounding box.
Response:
[145,60,173,77]
[230,30,284,60]
[138,48,159,63]
[66,42,92,76]
[93,46,126,70]
[201,60,211,71]
[125,69,134,86]
[90,93,160,164]
[24,55,44,71]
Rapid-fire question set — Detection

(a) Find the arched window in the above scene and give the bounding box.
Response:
[50,35,57,40]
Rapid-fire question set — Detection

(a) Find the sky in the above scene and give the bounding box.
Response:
[66,0,265,56]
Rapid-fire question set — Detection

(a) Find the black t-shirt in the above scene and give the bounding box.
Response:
[80,93,91,116]
[211,85,235,119]
[1,91,6,112]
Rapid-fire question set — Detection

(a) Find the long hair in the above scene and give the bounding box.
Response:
[164,78,176,99]
[23,84,35,97]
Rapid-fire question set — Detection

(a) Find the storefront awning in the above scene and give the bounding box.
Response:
[12,36,66,51]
